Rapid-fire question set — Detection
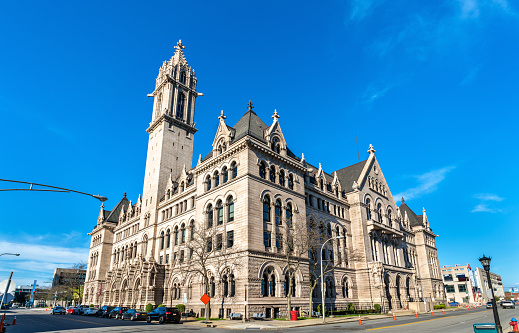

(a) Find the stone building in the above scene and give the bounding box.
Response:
[83,40,445,317]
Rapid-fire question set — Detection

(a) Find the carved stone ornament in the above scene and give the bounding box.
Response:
[352,180,360,192]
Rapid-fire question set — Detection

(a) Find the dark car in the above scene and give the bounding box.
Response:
[182,310,196,317]
[96,305,114,318]
[146,307,181,324]
[122,309,147,321]
[109,307,129,319]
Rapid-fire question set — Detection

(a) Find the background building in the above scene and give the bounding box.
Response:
[52,268,86,288]
[474,267,505,303]
[83,41,445,317]
[441,264,478,305]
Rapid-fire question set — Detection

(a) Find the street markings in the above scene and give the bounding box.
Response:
[366,311,474,331]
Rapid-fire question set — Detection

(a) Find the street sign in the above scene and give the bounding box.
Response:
[200,293,210,305]
[183,293,187,304]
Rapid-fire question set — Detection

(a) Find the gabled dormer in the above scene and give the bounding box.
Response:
[315,163,327,191]
[212,110,235,156]
[264,110,288,156]
[331,171,342,196]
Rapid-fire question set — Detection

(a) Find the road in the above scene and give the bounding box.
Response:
[1,307,518,332]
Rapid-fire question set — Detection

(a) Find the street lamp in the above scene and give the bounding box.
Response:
[418,262,434,312]
[320,235,344,323]
[0,253,20,257]
[479,255,502,333]
[0,179,107,202]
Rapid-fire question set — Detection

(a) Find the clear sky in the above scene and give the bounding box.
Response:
[1,0,518,290]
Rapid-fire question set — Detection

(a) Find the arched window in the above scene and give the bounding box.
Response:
[320,179,324,191]
[275,199,282,226]
[166,230,171,248]
[342,279,349,298]
[286,203,292,227]
[205,175,212,191]
[231,162,237,179]
[262,268,276,297]
[207,204,213,228]
[259,162,267,179]
[366,199,372,220]
[160,231,165,250]
[230,274,235,297]
[210,277,215,297]
[142,235,148,257]
[222,275,228,297]
[190,220,195,240]
[227,197,234,222]
[216,200,223,225]
[156,92,162,117]
[181,224,186,243]
[284,273,296,297]
[263,196,271,222]
[180,182,184,192]
[176,93,185,119]
[214,171,220,187]
[174,226,179,246]
[222,166,228,183]
[377,203,383,223]
[387,209,392,227]
[327,224,332,237]
[179,71,186,84]
[269,165,276,182]
[279,170,285,187]
[288,174,294,190]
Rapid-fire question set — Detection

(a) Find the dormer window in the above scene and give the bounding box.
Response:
[271,137,281,153]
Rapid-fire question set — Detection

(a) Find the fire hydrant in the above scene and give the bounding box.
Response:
[510,317,519,332]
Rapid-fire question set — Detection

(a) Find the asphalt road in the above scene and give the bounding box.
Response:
[1,307,518,332]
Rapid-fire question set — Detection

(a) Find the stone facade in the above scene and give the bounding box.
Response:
[83,40,445,317]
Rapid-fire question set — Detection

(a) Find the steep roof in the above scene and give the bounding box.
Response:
[231,109,268,143]
[104,195,130,223]
[334,159,368,192]
[399,202,423,227]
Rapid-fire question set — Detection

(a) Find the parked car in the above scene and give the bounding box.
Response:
[66,306,75,314]
[448,302,460,307]
[122,309,148,321]
[96,305,114,318]
[51,306,66,315]
[0,304,10,310]
[501,301,516,309]
[182,310,196,317]
[109,307,129,319]
[83,307,98,316]
[73,305,90,315]
[146,307,181,324]
[486,302,493,309]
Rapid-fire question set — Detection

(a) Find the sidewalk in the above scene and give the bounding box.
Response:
[182,308,461,330]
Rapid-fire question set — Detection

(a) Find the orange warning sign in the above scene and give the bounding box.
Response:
[200,293,210,305]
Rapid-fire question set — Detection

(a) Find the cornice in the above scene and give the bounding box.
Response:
[146,114,198,134]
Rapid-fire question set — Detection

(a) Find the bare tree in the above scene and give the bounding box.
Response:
[64,262,87,304]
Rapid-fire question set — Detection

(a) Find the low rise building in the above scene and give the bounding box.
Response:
[474,267,505,303]
[441,264,477,305]
[52,268,86,287]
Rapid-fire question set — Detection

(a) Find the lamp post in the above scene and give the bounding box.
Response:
[0,179,107,202]
[479,255,502,333]
[320,235,344,323]
[417,262,433,312]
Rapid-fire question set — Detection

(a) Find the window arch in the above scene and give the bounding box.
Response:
[327,223,332,238]
[230,274,235,297]
[325,276,335,298]
[271,136,281,153]
[259,162,267,179]
[279,170,286,187]
[288,174,294,190]
[205,175,212,191]
[176,93,185,119]
[286,203,293,227]
[377,203,383,223]
[275,199,282,226]
[231,162,237,179]
[227,197,234,222]
[342,278,350,298]
[190,220,195,240]
[222,275,228,297]
[142,235,148,257]
[269,165,276,183]
[207,204,213,228]
[181,224,186,243]
[366,198,372,220]
[210,277,215,297]
[222,166,228,183]
[214,171,220,187]
[263,196,271,222]
[284,272,296,297]
[174,226,179,246]
[262,267,276,297]
[387,209,393,227]
[179,71,186,84]
[166,229,171,248]
[160,231,165,250]
[216,200,223,225]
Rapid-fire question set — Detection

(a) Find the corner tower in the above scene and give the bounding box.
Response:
[142,40,200,221]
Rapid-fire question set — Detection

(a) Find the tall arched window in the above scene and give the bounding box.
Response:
[286,203,292,227]
[142,235,148,257]
[320,179,324,191]
[222,275,228,297]
[210,277,215,297]
[259,162,267,179]
[269,165,276,182]
[166,230,171,248]
[263,196,271,222]
[271,137,281,154]
[279,170,285,187]
[227,197,234,222]
[160,231,165,250]
[181,224,186,243]
[377,203,383,223]
[174,226,179,245]
[176,93,185,119]
[342,279,349,298]
[231,162,237,179]
[207,204,213,228]
[262,268,276,297]
[216,200,223,225]
[275,199,282,226]
[214,171,220,187]
[190,220,195,240]
[284,273,296,297]
[288,174,294,190]
[205,175,212,191]
[179,71,186,84]
[387,209,392,227]
[230,274,235,297]
[222,166,228,183]
[155,92,162,118]
[366,199,372,220]
[327,224,332,238]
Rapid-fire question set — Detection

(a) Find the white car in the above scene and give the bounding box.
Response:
[83,308,98,316]
[51,306,66,315]
[501,301,516,309]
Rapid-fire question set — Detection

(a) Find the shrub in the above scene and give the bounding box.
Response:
[346,303,356,313]
[434,304,446,309]
[176,304,185,312]
[317,304,327,315]
[89,304,94,308]
[374,304,381,313]
[157,304,165,308]
[145,303,153,313]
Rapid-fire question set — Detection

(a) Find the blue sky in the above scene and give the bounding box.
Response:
[1,0,518,290]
